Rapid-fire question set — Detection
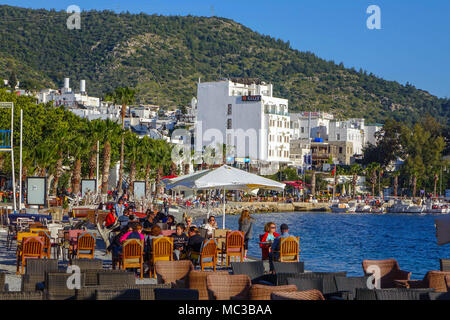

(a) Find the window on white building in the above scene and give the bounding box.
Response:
[227,119,232,129]
[227,104,232,115]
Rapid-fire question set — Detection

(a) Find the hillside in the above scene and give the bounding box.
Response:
[0,5,449,125]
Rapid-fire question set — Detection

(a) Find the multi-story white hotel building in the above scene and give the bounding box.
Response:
[195,79,290,174]
[290,112,334,140]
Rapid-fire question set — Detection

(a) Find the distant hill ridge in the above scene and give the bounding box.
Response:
[0,5,448,125]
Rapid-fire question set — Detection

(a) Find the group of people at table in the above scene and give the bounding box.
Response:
[102,199,294,273]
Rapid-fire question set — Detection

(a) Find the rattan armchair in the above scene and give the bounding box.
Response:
[249,284,298,300]
[76,232,96,259]
[440,259,450,271]
[394,271,450,292]
[362,259,411,288]
[274,236,299,262]
[231,261,276,285]
[154,260,194,287]
[206,274,251,300]
[121,239,144,279]
[188,270,230,300]
[271,289,325,300]
[17,236,44,275]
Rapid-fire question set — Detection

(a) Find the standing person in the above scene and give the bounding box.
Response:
[259,222,279,260]
[171,223,189,260]
[163,198,169,215]
[115,198,125,217]
[269,224,292,271]
[238,210,254,260]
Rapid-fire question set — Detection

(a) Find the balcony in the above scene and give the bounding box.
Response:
[265,109,289,117]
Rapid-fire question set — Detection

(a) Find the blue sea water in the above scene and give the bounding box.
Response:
[196,212,450,279]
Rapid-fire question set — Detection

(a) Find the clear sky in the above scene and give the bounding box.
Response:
[2,0,450,98]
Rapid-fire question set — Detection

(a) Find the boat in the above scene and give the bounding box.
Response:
[423,201,449,214]
[330,203,356,214]
[356,203,372,213]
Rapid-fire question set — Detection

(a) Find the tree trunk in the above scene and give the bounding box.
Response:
[101,141,111,195]
[155,167,162,198]
[184,163,189,175]
[170,162,177,176]
[352,174,357,199]
[145,163,151,198]
[412,175,417,198]
[88,144,97,179]
[128,161,136,198]
[311,171,316,198]
[118,134,124,194]
[433,174,438,198]
[71,158,82,195]
[52,156,63,196]
[371,171,377,196]
[393,175,398,198]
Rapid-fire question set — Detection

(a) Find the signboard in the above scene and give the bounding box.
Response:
[241,95,261,102]
[26,177,46,206]
[134,181,146,200]
[81,179,97,198]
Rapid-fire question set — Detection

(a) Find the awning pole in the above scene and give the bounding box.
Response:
[223,187,226,229]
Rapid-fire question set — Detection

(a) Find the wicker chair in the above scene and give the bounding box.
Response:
[96,289,141,300]
[154,288,199,300]
[206,274,251,300]
[280,271,346,296]
[76,232,96,259]
[70,258,103,286]
[249,284,297,300]
[22,259,59,291]
[17,236,43,275]
[149,237,173,278]
[121,239,144,279]
[199,239,217,271]
[375,288,434,300]
[333,276,370,300]
[0,291,44,300]
[428,292,450,300]
[75,283,171,300]
[362,259,411,288]
[273,261,304,274]
[0,272,5,292]
[440,259,450,271]
[45,272,86,300]
[97,270,135,286]
[188,270,230,300]
[231,261,276,285]
[271,289,325,300]
[394,270,450,292]
[155,260,194,287]
[274,236,299,262]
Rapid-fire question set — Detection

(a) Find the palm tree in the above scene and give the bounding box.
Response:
[392,171,400,198]
[124,132,141,198]
[153,140,172,198]
[50,127,71,195]
[366,162,380,196]
[85,120,103,180]
[139,136,155,199]
[95,119,122,195]
[69,135,89,195]
[350,163,362,199]
[106,87,136,195]
[311,171,316,198]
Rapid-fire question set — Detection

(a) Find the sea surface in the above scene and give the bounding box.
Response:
[196,212,450,279]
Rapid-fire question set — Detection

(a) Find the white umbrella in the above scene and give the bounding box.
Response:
[435,215,450,246]
[166,165,285,228]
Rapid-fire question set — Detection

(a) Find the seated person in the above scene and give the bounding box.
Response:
[109,225,132,262]
[120,224,144,243]
[166,215,176,229]
[186,226,205,262]
[146,225,164,258]
[269,224,291,270]
[201,216,218,238]
[118,209,131,229]
[171,223,189,260]
[143,212,156,229]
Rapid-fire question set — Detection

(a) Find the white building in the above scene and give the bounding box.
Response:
[290,112,334,140]
[289,139,311,169]
[196,79,290,174]
[363,123,383,146]
[328,119,365,155]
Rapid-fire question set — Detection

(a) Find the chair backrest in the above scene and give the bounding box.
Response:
[17,232,36,243]
[77,232,96,251]
[424,271,450,292]
[270,289,325,300]
[155,260,194,285]
[280,236,299,261]
[249,284,298,300]
[213,229,229,238]
[231,261,265,280]
[152,237,173,260]
[188,270,229,300]
[362,258,402,287]
[199,228,209,239]
[154,288,199,300]
[22,236,44,257]
[440,259,450,272]
[226,231,244,251]
[30,227,47,233]
[200,239,217,259]
[69,229,85,241]
[273,261,304,274]
[37,231,51,249]
[206,274,251,300]
[123,239,143,260]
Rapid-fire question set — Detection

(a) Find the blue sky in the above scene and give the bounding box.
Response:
[2,0,450,98]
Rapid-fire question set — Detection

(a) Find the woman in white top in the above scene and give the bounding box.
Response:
[203,215,218,237]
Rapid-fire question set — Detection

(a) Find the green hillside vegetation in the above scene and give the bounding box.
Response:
[0,5,449,125]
